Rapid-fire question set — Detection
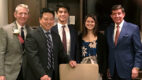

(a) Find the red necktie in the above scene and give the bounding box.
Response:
[62,26,67,52]
[115,25,120,46]
[18,35,24,44]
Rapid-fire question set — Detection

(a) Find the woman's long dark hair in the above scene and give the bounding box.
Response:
[82,14,98,37]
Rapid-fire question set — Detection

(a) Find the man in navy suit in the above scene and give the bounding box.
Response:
[52,3,79,62]
[106,4,142,80]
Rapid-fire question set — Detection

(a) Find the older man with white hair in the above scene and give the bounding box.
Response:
[0,4,31,80]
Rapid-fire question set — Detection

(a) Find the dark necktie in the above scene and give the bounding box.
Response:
[21,27,24,40]
[46,32,54,69]
[115,25,120,46]
[62,26,67,52]
[21,27,25,49]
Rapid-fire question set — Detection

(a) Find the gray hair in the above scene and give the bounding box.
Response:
[15,4,29,13]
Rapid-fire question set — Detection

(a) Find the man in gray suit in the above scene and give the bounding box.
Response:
[0,4,31,80]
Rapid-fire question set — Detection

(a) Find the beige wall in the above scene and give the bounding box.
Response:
[0,0,8,27]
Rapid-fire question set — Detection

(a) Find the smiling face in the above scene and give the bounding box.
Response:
[56,7,69,24]
[111,9,125,25]
[39,12,54,31]
[14,7,29,26]
[85,17,95,31]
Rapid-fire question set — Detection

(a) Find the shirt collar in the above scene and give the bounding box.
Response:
[41,26,51,34]
[115,20,124,29]
[16,21,26,29]
[57,23,68,28]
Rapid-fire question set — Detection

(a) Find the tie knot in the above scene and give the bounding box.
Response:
[46,32,51,35]
[116,25,119,30]
[21,27,24,30]
[117,25,119,28]
[62,25,65,28]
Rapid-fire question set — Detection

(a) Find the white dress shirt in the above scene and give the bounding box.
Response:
[113,20,124,42]
[16,21,27,39]
[57,23,71,55]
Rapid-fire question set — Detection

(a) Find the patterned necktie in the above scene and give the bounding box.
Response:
[45,32,54,69]
[62,26,67,52]
[115,25,120,46]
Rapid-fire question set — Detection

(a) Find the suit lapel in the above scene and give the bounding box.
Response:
[109,24,115,47]
[52,25,59,33]
[25,25,31,34]
[68,25,74,49]
[51,31,56,57]
[117,21,127,45]
[11,22,23,51]
[37,27,47,48]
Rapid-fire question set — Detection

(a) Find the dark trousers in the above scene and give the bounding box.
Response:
[51,71,55,80]
[102,74,109,80]
[112,67,131,80]
[16,68,23,80]
[46,69,55,80]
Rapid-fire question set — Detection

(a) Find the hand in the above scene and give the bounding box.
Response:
[69,60,77,68]
[131,67,139,79]
[40,75,51,80]
[0,76,6,80]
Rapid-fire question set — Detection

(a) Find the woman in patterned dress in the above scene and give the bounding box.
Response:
[78,14,108,80]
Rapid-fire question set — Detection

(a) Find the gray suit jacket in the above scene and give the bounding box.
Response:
[0,22,31,80]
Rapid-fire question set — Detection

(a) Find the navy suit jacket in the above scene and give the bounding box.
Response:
[106,21,142,79]
[51,24,79,62]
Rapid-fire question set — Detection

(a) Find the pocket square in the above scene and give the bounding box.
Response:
[123,34,129,38]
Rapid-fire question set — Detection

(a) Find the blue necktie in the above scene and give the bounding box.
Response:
[45,32,54,69]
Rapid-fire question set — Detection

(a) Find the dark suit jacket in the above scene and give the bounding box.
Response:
[51,25,79,62]
[106,21,142,79]
[78,32,108,75]
[23,26,69,80]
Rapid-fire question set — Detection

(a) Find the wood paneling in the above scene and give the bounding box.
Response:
[80,0,83,31]
[8,0,83,29]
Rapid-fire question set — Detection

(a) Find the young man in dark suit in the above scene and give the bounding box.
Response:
[106,5,142,80]
[52,3,79,62]
[23,8,76,80]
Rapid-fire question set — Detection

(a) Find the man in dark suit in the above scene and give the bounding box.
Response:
[0,4,31,80]
[23,8,76,80]
[52,3,79,62]
[106,5,142,80]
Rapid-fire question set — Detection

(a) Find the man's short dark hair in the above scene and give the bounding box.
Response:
[56,2,70,13]
[40,8,55,18]
[111,4,125,13]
